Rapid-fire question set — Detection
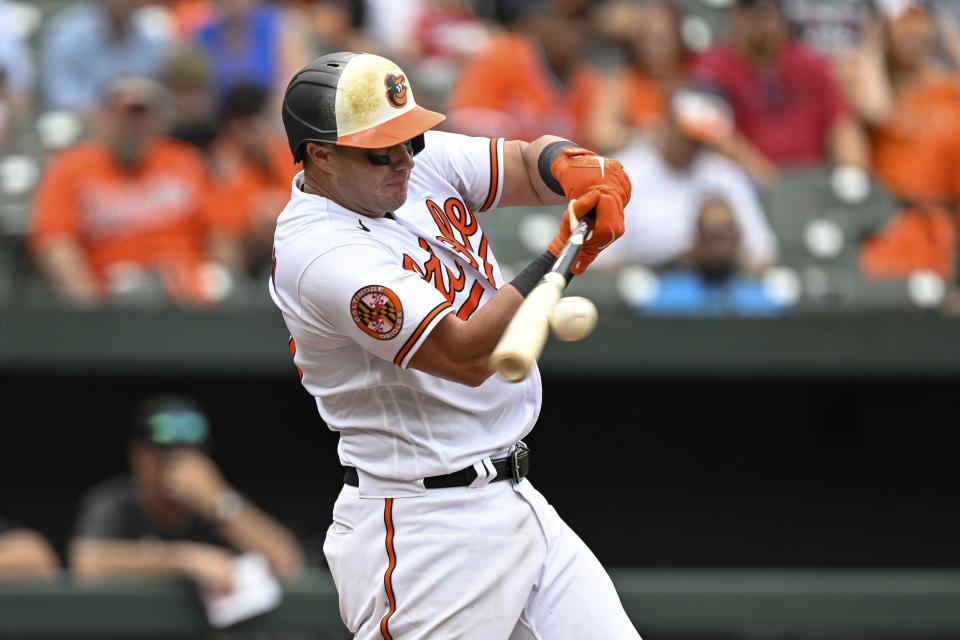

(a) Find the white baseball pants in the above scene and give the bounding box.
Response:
[323,477,641,639]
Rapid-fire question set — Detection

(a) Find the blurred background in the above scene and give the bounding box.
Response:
[3,0,960,637]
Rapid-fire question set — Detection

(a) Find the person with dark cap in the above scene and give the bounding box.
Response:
[69,395,303,594]
[692,0,870,186]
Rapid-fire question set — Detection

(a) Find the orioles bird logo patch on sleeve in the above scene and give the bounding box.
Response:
[351,285,404,339]
[384,74,408,108]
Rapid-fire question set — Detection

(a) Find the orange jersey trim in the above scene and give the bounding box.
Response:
[393,300,452,366]
[380,498,398,640]
[479,138,500,212]
[456,280,484,320]
[288,337,303,380]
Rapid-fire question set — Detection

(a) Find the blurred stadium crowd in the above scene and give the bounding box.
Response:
[2,0,960,316]
[4,0,960,616]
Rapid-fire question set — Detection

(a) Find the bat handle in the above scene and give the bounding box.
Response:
[549,210,595,282]
[488,210,596,382]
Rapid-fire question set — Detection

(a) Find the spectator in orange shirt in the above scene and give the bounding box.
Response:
[589,0,692,151]
[29,76,245,307]
[209,83,298,277]
[842,0,960,279]
[445,0,603,145]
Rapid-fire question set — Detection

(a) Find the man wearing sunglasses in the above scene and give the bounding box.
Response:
[69,395,303,595]
[271,52,637,638]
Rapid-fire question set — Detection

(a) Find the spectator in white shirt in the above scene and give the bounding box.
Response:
[593,87,778,275]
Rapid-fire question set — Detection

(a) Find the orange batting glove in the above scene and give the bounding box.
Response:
[547,147,631,275]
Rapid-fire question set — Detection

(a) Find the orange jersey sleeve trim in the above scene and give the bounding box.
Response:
[380,498,398,640]
[479,138,501,212]
[393,300,453,367]
[456,280,484,320]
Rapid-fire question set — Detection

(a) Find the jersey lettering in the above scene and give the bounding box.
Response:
[402,237,466,303]
[424,198,496,289]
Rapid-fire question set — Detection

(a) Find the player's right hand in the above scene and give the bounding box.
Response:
[548,189,626,275]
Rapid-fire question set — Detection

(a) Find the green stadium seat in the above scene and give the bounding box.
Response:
[0,240,13,302]
[672,0,733,51]
[565,271,632,313]
[759,168,916,313]
[760,167,899,246]
[481,206,546,269]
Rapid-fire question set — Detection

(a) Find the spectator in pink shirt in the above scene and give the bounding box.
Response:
[692,0,869,185]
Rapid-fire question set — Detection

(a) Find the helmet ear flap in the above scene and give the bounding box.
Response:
[411,134,425,157]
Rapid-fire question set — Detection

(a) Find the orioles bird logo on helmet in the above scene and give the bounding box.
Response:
[384,74,408,108]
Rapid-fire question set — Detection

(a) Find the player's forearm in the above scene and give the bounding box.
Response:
[408,285,524,386]
[213,504,303,580]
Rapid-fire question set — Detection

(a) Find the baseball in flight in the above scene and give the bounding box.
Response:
[549,296,598,341]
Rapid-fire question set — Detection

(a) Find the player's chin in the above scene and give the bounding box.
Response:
[382,183,409,209]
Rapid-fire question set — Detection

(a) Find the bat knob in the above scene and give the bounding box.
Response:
[489,351,529,383]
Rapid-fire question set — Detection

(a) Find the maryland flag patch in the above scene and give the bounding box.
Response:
[351,285,404,340]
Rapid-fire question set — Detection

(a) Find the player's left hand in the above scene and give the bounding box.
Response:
[548,146,631,275]
[161,449,229,517]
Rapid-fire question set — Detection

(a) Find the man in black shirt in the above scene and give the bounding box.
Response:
[70,395,303,594]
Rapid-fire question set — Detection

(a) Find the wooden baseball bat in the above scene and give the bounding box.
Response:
[490,211,594,382]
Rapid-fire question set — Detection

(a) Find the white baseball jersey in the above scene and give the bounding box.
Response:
[269,130,542,488]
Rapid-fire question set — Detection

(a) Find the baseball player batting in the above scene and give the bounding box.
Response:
[269,52,638,639]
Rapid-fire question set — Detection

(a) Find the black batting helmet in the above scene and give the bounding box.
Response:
[281,52,446,163]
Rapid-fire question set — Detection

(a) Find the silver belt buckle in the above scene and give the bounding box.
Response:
[510,441,530,483]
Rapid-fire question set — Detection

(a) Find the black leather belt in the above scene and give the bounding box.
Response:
[343,442,531,489]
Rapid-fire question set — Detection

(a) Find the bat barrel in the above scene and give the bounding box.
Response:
[490,272,567,381]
